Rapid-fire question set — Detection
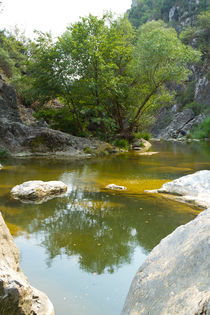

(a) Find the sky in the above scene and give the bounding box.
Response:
[0,0,132,38]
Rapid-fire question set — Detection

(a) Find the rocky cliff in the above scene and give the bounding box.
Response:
[129,0,210,140]
[0,75,109,156]
[0,212,54,314]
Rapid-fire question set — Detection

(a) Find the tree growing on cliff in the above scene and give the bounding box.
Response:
[125,20,201,136]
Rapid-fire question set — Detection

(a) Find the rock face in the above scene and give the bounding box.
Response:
[0,212,54,315]
[122,208,210,315]
[0,75,107,156]
[155,170,210,208]
[153,108,207,140]
[11,180,67,203]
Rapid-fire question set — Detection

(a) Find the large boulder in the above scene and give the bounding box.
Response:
[122,208,210,315]
[11,180,67,203]
[0,212,54,315]
[155,170,210,209]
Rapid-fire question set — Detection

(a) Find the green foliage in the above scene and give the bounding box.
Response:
[191,116,210,139]
[134,132,151,140]
[128,20,200,132]
[177,81,196,106]
[184,101,203,115]
[34,107,86,136]
[180,10,210,55]
[0,149,9,158]
[113,138,130,149]
[127,0,208,29]
[84,147,94,154]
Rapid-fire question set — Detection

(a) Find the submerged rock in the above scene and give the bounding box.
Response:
[106,184,127,191]
[0,212,54,314]
[122,208,210,314]
[11,180,67,203]
[148,170,210,208]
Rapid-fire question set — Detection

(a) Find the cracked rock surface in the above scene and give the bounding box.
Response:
[122,208,210,315]
[0,213,54,314]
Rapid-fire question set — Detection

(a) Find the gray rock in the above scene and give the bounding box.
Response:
[0,76,109,156]
[181,113,206,136]
[159,109,194,139]
[106,184,127,191]
[0,212,54,315]
[156,170,210,208]
[122,208,210,315]
[11,180,67,203]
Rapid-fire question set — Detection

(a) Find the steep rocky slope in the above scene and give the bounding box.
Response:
[128,0,210,139]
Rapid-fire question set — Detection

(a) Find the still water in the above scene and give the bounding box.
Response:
[0,141,210,315]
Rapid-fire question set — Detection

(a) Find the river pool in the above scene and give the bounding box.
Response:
[0,141,210,315]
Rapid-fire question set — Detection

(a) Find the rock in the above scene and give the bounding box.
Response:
[0,164,2,170]
[180,113,206,136]
[139,152,158,156]
[0,212,54,315]
[122,208,210,315]
[147,170,210,209]
[158,109,195,139]
[106,184,127,191]
[132,139,152,152]
[11,180,67,203]
[0,76,110,156]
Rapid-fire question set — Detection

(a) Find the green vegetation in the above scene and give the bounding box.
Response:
[134,132,151,141]
[84,147,94,154]
[0,3,206,142]
[24,17,199,140]
[113,138,130,149]
[184,101,203,116]
[0,149,9,158]
[127,0,208,30]
[191,117,210,139]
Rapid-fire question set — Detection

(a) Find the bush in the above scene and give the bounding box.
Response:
[34,107,86,137]
[134,132,151,141]
[184,101,203,115]
[113,138,129,150]
[84,147,94,154]
[191,116,210,139]
[0,149,9,158]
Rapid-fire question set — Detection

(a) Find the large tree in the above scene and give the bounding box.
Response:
[125,20,200,136]
[28,17,200,139]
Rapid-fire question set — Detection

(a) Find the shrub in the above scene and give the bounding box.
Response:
[134,132,151,141]
[0,149,9,158]
[84,147,93,154]
[113,138,129,150]
[191,117,210,139]
[184,101,203,115]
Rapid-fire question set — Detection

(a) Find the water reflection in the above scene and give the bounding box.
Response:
[1,141,209,314]
[1,181,196,274]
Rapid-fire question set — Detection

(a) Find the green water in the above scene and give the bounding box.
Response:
[0,141,210,315]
